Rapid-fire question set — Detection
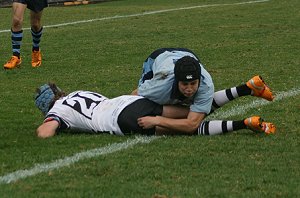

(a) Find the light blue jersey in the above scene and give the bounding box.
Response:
[137,48,214,114]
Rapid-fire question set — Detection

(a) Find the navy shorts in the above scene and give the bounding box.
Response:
[13,0,48,12]
[117,98,163,135]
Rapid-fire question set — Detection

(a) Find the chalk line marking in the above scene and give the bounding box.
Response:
[0,88,299,184]
[208,88,300,119]
[0,136,160,184]
[0,0,270,33]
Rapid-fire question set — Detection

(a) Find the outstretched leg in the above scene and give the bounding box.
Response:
[197,116,276,135]
[211,75,274,112]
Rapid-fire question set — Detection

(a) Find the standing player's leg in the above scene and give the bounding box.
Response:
[3,1,26,69]
[30,10,43,67]
[28,0,48,67]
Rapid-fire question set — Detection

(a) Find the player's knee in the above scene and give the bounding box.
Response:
[31,24,41,32]
[12,17,23,30]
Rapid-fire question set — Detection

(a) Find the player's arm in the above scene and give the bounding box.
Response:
[137,111,205,135]
[131,88,138,95]
[36,119,59,138]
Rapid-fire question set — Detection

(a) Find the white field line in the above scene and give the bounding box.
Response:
[0,136,160,184]
[0,0,270,34]
[208,88,300,120]
[0,88,299,184]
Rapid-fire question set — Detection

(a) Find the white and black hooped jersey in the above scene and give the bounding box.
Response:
[44,91,143,135]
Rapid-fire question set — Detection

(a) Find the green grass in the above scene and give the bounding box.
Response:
[0,0,299,197]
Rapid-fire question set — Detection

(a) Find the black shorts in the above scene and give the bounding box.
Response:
[13,0,48,12]
[117,98,163,135]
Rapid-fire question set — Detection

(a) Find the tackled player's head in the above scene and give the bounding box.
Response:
[35,83,65,115]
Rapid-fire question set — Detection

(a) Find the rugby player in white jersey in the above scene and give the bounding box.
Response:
[35,81,275,138]
[132,48,276,135]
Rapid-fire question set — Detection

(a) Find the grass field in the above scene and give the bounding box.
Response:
[0,0,299,197]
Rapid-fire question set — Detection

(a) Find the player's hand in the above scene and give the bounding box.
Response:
[137,116,158,129]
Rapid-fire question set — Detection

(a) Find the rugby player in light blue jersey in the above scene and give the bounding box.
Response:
[133,48,276,135]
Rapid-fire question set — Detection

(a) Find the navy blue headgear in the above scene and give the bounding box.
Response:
[174,56,201,82]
